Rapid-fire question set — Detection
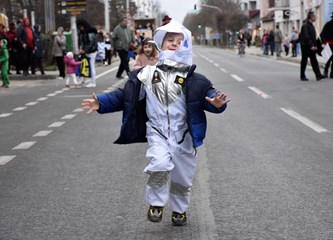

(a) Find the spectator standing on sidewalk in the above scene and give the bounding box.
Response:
[299,11,324,81]
[274,24,283,57]
[52,27,66,79]
[0,39,10,88]
[290,27,298,57]
[283,33,290,56]
[17,17,35,76]
[262,29,269,55]
[31,24,45,75]
[268,29,275,56]
[6,23,18,75]
[320,11,333,79]
[76,18,98,88]
[112,17,134,79]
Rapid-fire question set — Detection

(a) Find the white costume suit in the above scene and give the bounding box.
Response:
[138,21,196,213]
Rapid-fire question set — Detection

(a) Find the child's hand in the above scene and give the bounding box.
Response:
[81,93,100,114]
[205,91,231,109]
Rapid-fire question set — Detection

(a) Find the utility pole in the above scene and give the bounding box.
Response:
[44,0,55,33]
[104,0,110,33]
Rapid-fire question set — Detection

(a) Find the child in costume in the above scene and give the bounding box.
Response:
[132,37,159,70]
[64,51,82,88]
[82,21,230,226]
[0,39,10,88]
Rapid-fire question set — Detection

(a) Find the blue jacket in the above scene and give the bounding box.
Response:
[97,65,227,148]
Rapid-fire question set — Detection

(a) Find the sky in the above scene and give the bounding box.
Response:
[156,0,198,23]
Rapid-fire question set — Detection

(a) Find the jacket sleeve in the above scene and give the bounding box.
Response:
[96,88,124,114]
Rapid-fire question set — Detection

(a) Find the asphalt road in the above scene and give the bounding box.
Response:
[1,46,333,240]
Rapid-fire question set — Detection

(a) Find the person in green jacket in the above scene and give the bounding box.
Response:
[0,38,10,88]
[112,17,134,79]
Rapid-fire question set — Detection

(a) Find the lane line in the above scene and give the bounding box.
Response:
[248,86,272,99]
[220,67,227,73]
[0,156,16,165]
[36,97,48,101]
[95,66,118,79]
[13,107,27,111]
[48,121,65,128]
[47,93,56,97]
[33,130,53,137]
[73,108,83,112]
[0,113,12,118]
[26,101,38,106]
[61,114,76,120]
[280,107,330,133]
[12,141,36,150]
[231,74,244,82]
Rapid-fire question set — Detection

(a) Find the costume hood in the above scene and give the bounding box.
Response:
[153,20,192,66]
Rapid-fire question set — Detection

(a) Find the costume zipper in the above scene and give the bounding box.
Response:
[166,69,171,139]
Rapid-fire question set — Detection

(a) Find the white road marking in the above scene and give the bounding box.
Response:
[33,130,53,137]
[12,141,36,150]
[64,95,91,98]
[36,97,48,101]
[231,74,244,82]
[48,121,65,127]
[0,113,12,118]
[73,108,83,112]
[26,101,38,106]
[0,156,16,165]
[248,86,272,99]
[95,66,118,79]
[103,90,111,93]
[13,107,27,111]
[280,108,330,133]
[220,68,227,73]
[61,114,76,120]
[214,63,219,67]
[107,87,115,90]
[47,93,56,97]
[55,90,63,94]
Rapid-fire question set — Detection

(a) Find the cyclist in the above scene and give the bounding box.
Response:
[237,29,246,56]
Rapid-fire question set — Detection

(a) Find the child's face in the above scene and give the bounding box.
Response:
[143,44,154,56]
[161,33,184,51]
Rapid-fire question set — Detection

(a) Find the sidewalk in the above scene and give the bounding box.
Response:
[243,46,326,68]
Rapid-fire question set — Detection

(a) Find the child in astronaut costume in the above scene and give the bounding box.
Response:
[82,21,230,226]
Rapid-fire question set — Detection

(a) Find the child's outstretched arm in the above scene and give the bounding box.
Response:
[82,92,100,114]
[205,91,231,109]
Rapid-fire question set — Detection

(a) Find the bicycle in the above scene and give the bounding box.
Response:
[238,42,245,58]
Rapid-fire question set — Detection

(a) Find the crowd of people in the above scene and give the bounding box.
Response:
[259,11,333,81]
[0,15,158,88]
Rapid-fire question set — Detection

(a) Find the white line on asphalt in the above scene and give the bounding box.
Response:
[103,90,111,93]
[36,97,48,101]
[61,114,76,120]
[33,130,53,137]
[0,113,12,118]
[231,74,244,82]
[12,141,36,150]
[280,108,330,133]
[248,86,272,99]
[25,101,38,106]
[214,63,219,67]
[48,121,65,127]
[73,108,84,112]
[55,90,63,94]
[13,107,27,111]
[95,66,118,79]
[47,93,56,97]
[64,95,91,98]
[107,87,115,90]
[220,68,227,73]
[0,156,16,165]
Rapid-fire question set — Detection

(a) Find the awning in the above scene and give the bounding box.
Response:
[261,11,274,22]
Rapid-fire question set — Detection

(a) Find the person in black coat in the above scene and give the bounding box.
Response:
[320,12,333,79]
[31,24,45,75]
[299,11,324,81]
